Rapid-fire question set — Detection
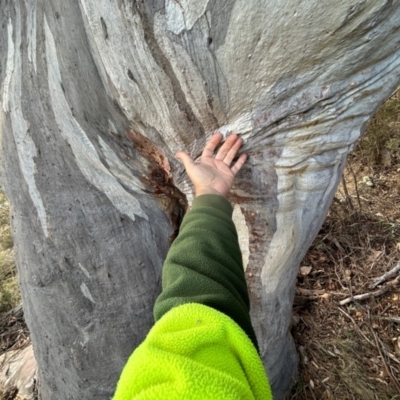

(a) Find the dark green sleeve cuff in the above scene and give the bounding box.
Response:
[191,194,233,217]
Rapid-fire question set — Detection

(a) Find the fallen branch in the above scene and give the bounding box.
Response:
[296,288,347,297]
[370,263,400,289]
[339,275,400,306]
[350,194,369,202]
[372,316,400,324]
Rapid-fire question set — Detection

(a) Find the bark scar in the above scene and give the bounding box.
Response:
[126,130,188,242]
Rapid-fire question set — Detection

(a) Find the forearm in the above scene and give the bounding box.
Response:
[153,194,258,349]
[113,136,273,399]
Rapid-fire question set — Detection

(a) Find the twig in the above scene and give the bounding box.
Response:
[308,384,318,400]
[0,304,23,324]
[370,263,400,289]
[390,86,400,98]
[337,307,375,347]
[372,316,400,324]
[368,313,400,394]
[296,288,347,297]
[347,164,362,211]
[338,308,400,366]
[341,176,354,211]
[350,194,369,202]
[339,275,400,305]
[376,335,400,366]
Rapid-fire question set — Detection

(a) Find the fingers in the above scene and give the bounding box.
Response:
[202,132,223,158]
[215,135,242,162]
[214,134,241,162]
[175,151,195,171]
[223,136,244,166]
[182,132,247,174]
[231,153,247,176]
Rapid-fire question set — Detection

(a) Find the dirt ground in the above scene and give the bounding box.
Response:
[1,90,399,399]
[291,89,400,400]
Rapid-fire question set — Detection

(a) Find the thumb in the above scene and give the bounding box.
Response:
[175,151,195,170]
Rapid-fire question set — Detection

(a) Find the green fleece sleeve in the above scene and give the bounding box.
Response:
[153,194,258,349]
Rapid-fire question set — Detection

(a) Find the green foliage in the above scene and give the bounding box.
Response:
[356,89,400,167]
[0,282,15,314]
[0,184,19,314]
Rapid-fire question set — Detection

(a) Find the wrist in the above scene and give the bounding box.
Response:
[192,194,233,217]
[195,187,226,198]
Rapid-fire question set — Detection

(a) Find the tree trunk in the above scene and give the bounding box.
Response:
[1,1,400,399]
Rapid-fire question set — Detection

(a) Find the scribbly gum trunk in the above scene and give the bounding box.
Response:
[1,1,400,399]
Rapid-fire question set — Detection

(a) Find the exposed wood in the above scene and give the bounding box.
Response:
[339,276,400,305]
[370,262,400,289]
[373,316,400,324]
[0,345,37,399]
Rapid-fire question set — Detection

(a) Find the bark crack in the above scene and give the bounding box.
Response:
[205,12,230,116]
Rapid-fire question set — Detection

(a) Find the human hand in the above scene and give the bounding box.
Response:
[175,133,247,198]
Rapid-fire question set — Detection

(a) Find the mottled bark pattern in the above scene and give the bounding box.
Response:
[1,1,400,399]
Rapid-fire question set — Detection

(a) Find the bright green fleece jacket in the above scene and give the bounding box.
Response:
[113,195,272,400]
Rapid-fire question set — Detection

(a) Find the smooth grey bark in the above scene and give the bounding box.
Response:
[1,1,400,399]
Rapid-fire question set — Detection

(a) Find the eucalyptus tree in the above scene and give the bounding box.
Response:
[1,1,400,399]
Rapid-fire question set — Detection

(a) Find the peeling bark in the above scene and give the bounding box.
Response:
[125,129,188,240]
[1,1,400,399]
